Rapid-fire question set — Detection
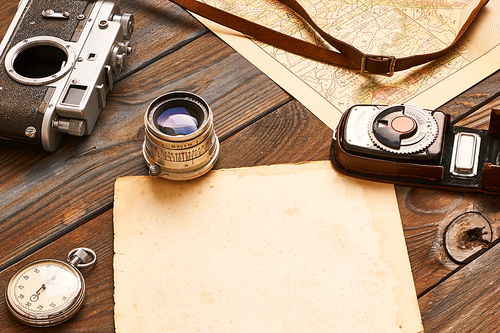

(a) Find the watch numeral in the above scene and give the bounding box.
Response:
[34,268,40,273]
[25,302,32,307]
[18,285,24,290]
[37,305,43,310]
[19,294,24,299]
[49,302,56,308]
[23,275,29,280]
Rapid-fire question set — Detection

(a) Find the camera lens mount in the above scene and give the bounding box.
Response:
[4,36,75,85]
[143,92,220,181]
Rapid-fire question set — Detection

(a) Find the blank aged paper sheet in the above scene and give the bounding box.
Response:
[114,161,423,332]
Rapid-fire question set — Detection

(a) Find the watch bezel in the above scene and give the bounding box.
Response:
[5,258,86,327]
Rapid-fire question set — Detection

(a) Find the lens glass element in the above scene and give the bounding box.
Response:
[156,106,199,136]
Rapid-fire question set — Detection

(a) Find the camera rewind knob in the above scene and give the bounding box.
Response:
[112,13,135,40]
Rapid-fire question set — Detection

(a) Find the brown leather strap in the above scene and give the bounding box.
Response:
[170,0,489,76]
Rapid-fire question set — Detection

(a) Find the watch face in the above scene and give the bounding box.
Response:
[6,259,84,326]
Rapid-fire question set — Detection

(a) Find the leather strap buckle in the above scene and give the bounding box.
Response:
[360,55,396,76]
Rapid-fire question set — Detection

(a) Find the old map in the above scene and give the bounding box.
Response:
[195,0,500,128]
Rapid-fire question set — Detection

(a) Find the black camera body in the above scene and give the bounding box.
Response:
[0,0,133,151]
[331,104,500,194]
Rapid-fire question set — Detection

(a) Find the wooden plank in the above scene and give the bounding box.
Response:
[439,71,500,124]
[454,96,500,130]
[0,209,115,333]
[0,1,17,40]
[0,29,290,271]
[217,99,332,168]
[114,0,210,79]
[0,1,208,76]
[418,240,500,333]
[396,185,500,296]
[394,93,500,297]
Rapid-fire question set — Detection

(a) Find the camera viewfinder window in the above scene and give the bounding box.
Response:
[63,85,87,106]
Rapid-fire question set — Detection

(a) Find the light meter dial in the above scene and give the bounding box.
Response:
[368,104,439,154]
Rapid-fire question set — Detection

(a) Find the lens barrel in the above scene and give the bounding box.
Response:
[143,92,220,180]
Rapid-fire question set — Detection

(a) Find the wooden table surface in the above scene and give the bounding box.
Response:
[1,1,500,332]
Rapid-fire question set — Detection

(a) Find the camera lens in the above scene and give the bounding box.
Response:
[143,92,220,181]
[154,102,200,136]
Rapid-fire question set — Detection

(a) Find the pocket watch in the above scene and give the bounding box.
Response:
[5,248,96,327]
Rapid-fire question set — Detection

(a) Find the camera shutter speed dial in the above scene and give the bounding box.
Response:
[110,41,132,75]
[368,104,439,154]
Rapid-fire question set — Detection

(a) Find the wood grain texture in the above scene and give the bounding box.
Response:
[401,97,500,332]
[1,0,500,331]
[418,239,500,333]
[217,100,332,168]
[103,0,210,80]
[439,71,500,124]
[0,1,290,272]
[0,1,17,40]
[454,97,500,130]
[397,185,500,296]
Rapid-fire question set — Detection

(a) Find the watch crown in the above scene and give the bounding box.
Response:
[67,248,97,268]
[69,248,89,266]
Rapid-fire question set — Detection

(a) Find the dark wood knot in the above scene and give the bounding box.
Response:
[444,211,492,264]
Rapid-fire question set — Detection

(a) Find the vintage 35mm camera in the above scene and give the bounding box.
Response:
[331,104,500,194]
[0,0,134,151]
